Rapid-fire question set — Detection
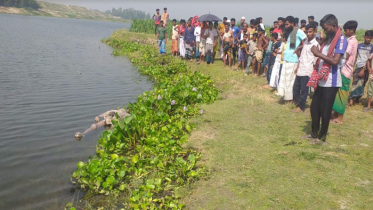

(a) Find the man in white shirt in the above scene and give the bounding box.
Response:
[194,23,201,61]
[205,22,218,64]
[293,23,320,113]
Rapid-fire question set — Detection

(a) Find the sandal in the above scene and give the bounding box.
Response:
[363,107,370,112]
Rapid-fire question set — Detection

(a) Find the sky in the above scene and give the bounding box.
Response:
[43,0,373,29]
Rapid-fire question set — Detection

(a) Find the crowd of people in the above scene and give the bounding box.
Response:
[152,10,373,145]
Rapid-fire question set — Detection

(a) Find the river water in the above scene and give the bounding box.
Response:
[0,14,152,209]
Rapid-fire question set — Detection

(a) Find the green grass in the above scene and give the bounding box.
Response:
[108,29,373,209]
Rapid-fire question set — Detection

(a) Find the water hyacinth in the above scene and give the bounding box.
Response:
[200,109,204,114]
[192,87,197,92]
[183,106,187,111]
[171,100,175,105]
[157,95,162,100]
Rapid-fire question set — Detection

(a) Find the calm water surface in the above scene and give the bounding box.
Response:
[0,14,152,209]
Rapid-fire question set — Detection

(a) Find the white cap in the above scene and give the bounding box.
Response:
[226,20,231,23]
[241,16,245,20]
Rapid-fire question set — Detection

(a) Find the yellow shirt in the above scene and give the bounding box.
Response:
[218,23,225,34]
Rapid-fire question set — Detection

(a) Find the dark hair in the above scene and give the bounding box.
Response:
[285,16,295,24]
[269,28,274,32]
[180,19,185,23]
[313,21,319,27]
[156,8,159,11]
[365,30,373,37]
[294,18,299,25]
[231,18,236,22]
[164,7,167,10]
[308,16,314,20]
[301,19,306,24]
[271,33,278,40]
[320,14,338,27]
[278,17,284,21]
[250,19,255,24]
[305,23,317,31]
[172,19,177,22]
[343,20,358,32]
[274,21,278,24]
[253,19,260,25]
[258,17,262,20]
[223,17,227,20]
[252,33,258,37]
[214,21,218,25]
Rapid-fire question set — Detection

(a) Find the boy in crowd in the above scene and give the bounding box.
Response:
[263,28,275,77]
[253,26,268,77]
[194,22,202,61]
[308,16,314,24]
[292,23,319,113]
[205,22,218,65]
[171,19,179,56]
[248,19,258,39]
[349,30,373,105]
[218,17,228,58]
[222,23,234,68]
[153,9,161,35]
[266,33,279,86]
[330,21,358,123]
[156,20,167,54]
[300,20,307,31]
[161,8,169,26]
[230,18,241,66]
[245,33,258,75]
[213,22,219,62]
[269,30,284,88]
[235,33,248,71]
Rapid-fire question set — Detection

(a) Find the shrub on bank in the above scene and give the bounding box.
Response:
[69,39,218,209]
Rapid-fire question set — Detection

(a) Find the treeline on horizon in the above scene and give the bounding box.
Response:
[0,0,40,9]
[105,7,150,20]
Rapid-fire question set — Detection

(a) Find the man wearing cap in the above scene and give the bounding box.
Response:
[240,17,246,30]
[152,9,161,35]
[161,7,169,26]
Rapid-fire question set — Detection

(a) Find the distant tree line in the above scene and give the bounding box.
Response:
[105,8,150,20]
[0,0,40,9]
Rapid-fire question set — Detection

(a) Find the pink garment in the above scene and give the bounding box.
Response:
[192,16,200,27]
[341,35,358,79]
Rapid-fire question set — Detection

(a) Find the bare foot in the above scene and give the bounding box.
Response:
[292,107,303,113]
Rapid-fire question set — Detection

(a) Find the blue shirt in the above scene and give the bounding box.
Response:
[356,43,373,68]
[230,26,241,44]
[284,29,307,63]
[266,41,273,53]
[184,26,195,43]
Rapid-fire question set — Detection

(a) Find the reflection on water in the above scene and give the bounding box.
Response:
[0,14,152,210]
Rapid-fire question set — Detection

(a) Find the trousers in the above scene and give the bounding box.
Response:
[310,86,339,141]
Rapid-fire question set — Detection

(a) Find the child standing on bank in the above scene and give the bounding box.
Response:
[235,34,248,71]
[350,30,373,105]
[292,23,319,113]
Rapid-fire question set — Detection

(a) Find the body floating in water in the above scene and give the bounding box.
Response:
[74,108,129,141]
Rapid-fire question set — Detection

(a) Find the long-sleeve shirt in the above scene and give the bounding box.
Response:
[184,26,195,44]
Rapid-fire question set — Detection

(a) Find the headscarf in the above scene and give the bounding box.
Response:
[192,15,200,27]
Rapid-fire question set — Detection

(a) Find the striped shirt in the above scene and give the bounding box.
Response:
[318,35,348,88]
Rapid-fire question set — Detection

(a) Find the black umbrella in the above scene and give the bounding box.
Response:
[198,14,222,22]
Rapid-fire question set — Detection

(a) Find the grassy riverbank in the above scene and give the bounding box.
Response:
[107,29,373,209]
[0,1,129,23]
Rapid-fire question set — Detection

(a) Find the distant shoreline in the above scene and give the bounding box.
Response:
[0,2,131,23]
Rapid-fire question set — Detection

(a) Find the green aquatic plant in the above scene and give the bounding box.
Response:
[69,39,218,209]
